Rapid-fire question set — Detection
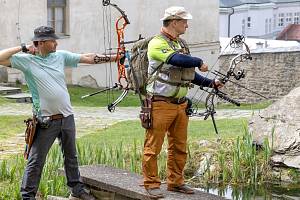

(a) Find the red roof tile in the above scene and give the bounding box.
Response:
[276,24,300,41]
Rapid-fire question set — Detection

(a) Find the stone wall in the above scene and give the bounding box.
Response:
[218,50,300,103]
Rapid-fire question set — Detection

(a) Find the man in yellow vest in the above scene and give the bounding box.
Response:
[142,6,222,199]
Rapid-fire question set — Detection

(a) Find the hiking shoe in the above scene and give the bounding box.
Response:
[70,191,96,200]
[145,187,164,199]
[167,184,195,194]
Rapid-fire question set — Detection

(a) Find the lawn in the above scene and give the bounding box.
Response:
[12,84,271,109]
[0,115,29,141]
[79,118,248,146]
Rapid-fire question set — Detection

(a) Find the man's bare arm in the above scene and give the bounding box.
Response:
[0,46,22,67]
[79,53,118,64]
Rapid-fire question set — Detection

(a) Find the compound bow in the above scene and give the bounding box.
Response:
[82,0,142,111]
[188,35,267,134]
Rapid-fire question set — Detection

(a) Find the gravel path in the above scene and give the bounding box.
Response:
[0,103,257,159]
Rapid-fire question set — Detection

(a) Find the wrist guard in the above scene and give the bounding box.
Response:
[94,55,110,64]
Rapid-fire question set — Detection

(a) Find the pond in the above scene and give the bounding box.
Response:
[197,183,300,199]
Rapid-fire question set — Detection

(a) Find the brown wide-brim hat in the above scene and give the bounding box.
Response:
[31,26,60,41]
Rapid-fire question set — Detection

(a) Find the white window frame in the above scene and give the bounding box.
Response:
[47,0,67,35]
[269,18,272,33]
[294,12,300,24]
[286,13,292,24]
[278,13,284,27]
[242,19,246,35]
[273,14,277,29]
[265,18,272,34]
[247,17,251,28]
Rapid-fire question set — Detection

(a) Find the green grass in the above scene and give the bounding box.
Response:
[79,118,248,146]
[0,97,15,106]
[67,85,142,107]
[14,84,271,109]
[17,84,141,107]
[0,115,29,141]
[215,101,273,110]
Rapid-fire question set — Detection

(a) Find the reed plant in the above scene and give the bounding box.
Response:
[0,137,173,199]
[199,125,273,187]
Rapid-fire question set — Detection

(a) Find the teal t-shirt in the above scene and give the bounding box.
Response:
[10,50,80,117]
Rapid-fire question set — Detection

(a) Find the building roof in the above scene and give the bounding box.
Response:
[276,24,300,41]
[220,0,300,8]
[220,0,269,8]
[220,37,300,54]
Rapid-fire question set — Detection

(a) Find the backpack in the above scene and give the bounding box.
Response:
[127,36,154,95]
[127,35,190,95]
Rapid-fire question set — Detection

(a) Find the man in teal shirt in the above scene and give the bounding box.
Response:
[0,26,116,200]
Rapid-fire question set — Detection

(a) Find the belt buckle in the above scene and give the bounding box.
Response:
[176,97,185,104]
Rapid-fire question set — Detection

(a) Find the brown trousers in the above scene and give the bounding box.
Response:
[142,101,188,189]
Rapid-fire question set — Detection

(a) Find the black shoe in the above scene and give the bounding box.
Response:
[70,191,96,200]
[145,187,164,199]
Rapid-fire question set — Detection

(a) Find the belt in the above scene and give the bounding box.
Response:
[152,95,186,104]
[49,114,64,120]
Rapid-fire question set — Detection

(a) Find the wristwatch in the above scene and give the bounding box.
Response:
[21,43,29,53]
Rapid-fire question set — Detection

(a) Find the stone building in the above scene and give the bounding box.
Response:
[219,0,300,39]
[0,0,220,89]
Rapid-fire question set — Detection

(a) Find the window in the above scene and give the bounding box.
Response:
[47,0,67,35]
[265,18,272,34]
[242,19,245,35]
[278,13,284,27]
[294,12,300,24]
[286,13,292,24]
[247,17,251,28]
[265,19,268,34]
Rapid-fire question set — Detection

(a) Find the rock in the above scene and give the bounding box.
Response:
[78,75,99,88]
[195,153,213,177]
[249,87,300,169]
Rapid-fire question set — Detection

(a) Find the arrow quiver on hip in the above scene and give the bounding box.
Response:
[24,116,37,159]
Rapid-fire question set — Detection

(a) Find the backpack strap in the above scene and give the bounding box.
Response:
[146,62,164,86]
[177,38,190,55]
[159,34,190,54]
[145,35,190,91]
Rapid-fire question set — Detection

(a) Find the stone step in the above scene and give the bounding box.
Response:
[0,86,22,95]
[59,165,225,200]
[3,93,32,103]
